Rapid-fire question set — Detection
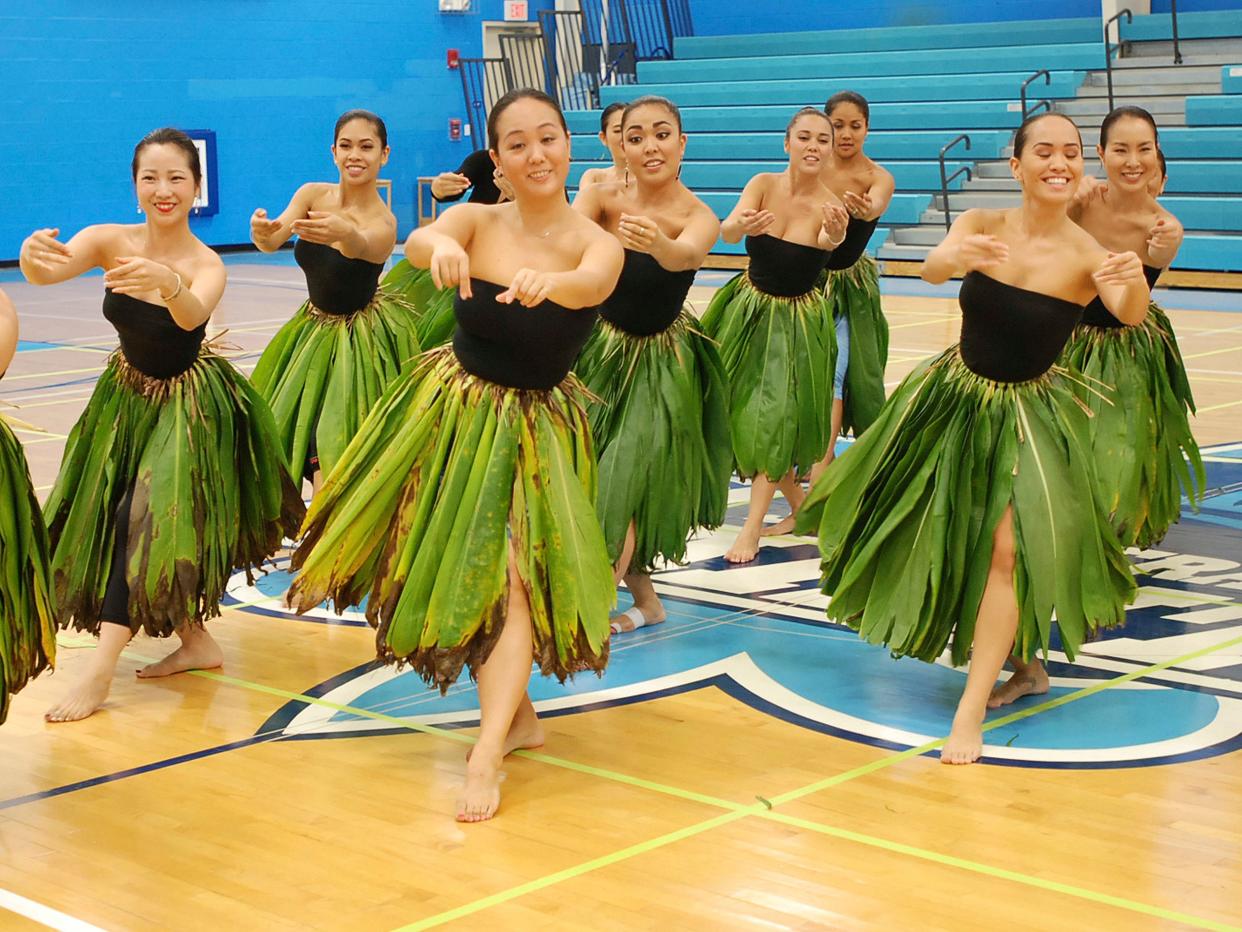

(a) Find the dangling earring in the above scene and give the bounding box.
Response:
[624,166,630,185]
[137,203,143,214]
[192,205,201,218]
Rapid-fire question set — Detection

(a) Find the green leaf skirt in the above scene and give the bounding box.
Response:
[251,286,422,481]
[0,417,55,723]
[44,351,305,637]
[575,311,733,572]
[824,254,889,437]
[795,347,1136,666]
[382,259,457,349]
[700,271,838,480]
[290,346,613,692]
[1060,302,1205,549]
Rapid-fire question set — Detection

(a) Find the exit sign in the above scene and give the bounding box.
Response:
[504,1,528,20]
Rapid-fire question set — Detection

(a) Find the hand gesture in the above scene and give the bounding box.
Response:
[429,240,471,297]
[957,235,1010,272]
[737,208,775,237]
[842,190,873,220]
[250,208,281,243]
[821,202,849,245]
[618,213,663,253]
[103,256,179,299]
[431,171,472,200]
[497,268,555,308]
[1093,250,1146,289]
[493,168,515,203]
[20,228,73,276]
[1072,175,1108,210]
[291,211,353,245]
[1146,215,1182,255]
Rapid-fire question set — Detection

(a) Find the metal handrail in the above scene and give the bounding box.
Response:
[1171,0,1183,65]
[1103,8,1134,112]
[938,134,972,232]
[1020,70,1052,121]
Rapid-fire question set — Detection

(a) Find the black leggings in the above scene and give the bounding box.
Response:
[100,487,134,628]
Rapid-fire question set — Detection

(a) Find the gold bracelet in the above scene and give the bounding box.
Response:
[160,273,183,302]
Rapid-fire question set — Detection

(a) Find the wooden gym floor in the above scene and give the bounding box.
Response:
[1,256,1240,931]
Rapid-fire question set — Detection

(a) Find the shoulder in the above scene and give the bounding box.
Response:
[957,208,1002,233]
[192,240,227,275]
[297,181,334,204]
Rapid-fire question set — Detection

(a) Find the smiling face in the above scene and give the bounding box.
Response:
[622,103,686,186]
[1010,114,1083,204]
[828,101,868,159]
[333,117,389,186]
[134,143,199,224]
[785,112,833,176]
[1099,115,1159,194]
[490,96,571,199]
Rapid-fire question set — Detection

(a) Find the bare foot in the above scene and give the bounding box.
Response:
[941,715,984,765]
[724,525,762,564]
[469,694,545,761]
[609,604,666,634]
[45,667,114,723]
[136,632,224,679]
[987,662,1049,709]
[457,749,503,822]
[759,515,797,538]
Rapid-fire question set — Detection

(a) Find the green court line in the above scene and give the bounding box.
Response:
[107,622,1242,930]
[384,630,1242,930]
[759,811,1242,932]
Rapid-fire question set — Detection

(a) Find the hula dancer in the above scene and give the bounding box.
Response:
[0,288,56,724]
[573,95,730,633]
[382,148,517,349]
[250,110,419,491]
[1063,106,1203,551]
[702,107,849,563]
[795,113,1147,764]
[991,109,1205,711]
[290,89,624,822]
[577,101,631,193]
[21,129,303,723]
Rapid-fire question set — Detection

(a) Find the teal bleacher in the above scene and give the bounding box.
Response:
[567,11,1242,275]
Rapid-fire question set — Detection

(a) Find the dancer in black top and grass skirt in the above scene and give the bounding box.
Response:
[795,113,1148,764]
[290,89,623,822]
[0,288,56,724]
[250,111,420,493]
[22,129,303,723]
[573,95,730,633]
[1064,106,1203,550]
[763,91,896,538]
[989,108,1205,711]
[702,107,849,564]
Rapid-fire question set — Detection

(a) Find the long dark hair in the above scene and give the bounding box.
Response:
[334,109,388,148]
[487,88,568,151]
[1013,112,1081,158]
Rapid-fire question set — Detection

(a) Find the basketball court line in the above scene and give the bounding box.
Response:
[27,626,1236,932]
[0,889,106,932]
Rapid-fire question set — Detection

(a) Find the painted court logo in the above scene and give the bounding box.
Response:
[238,445,1242,769]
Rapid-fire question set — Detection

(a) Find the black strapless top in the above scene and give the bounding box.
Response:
[601,250,695,337]
[958,273,1085,383]
[295,238,384,315]
[745,234,830,298]
[452,279,598,390]
[102,291,206,379]
[825,216,879,271]
[1080,264,1161,329]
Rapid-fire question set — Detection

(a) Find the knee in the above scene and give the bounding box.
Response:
[990,510,1017,575]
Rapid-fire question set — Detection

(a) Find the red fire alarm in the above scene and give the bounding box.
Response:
[449,118,462,141]
[447,48,460,69]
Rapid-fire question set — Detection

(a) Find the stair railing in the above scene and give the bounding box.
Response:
[1170,0,1183,65]
[939,134,972,232]
[1103,8,1134,111]
[1019,70,1052,121]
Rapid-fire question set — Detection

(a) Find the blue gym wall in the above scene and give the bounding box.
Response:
[0,0,552,262]
[1151,0,1242,9]
[686,0,1102,34]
